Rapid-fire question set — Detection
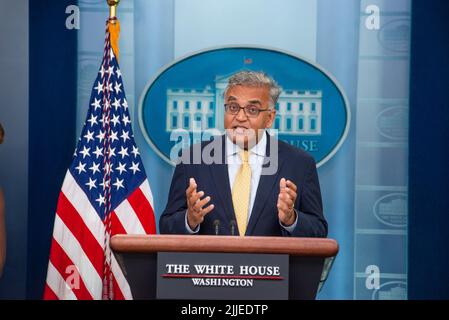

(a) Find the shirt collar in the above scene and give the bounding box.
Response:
[225,130,267,158]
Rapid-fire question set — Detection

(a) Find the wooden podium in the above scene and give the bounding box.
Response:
[111,235,338,300]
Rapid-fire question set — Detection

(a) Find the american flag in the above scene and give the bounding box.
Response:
[44,22,156,300]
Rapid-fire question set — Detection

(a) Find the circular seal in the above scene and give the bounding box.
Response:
[139,46,350,167]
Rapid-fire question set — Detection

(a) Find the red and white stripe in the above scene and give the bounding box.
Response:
[44,171,155,300]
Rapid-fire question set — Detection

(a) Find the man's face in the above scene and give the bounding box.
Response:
[224,85,276,148]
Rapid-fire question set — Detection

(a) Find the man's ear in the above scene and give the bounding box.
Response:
[265,109,276,128]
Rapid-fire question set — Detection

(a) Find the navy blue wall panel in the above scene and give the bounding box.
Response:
[409,0,449,299]
[28,0,77,299]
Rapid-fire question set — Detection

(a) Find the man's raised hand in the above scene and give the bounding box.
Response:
[186,178,214,230]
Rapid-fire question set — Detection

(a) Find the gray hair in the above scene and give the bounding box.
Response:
[224,71,281,108]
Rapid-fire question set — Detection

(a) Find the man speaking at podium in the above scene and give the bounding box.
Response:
[160,71,327,237]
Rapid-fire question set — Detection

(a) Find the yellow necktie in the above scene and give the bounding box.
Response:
[232,150,251,236]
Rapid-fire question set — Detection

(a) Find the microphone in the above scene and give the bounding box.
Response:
[229,220,236,236]
[213,219,220,235]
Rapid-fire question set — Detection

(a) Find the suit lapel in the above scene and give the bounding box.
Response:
[246,134,285,235]
[208,135,236,225]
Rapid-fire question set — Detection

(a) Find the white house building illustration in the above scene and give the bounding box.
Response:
[166,73,322,135]
[378,285,407,300]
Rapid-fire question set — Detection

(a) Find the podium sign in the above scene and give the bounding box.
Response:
[156,252,289,300]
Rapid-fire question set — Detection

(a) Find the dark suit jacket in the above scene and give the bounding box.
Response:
[159,133,327,237]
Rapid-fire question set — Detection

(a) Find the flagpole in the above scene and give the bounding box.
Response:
[107,0,121,62]
[104,0,121,300]
[107,0,120,22]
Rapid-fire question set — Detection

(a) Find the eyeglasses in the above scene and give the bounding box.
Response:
[224,103,271,118]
